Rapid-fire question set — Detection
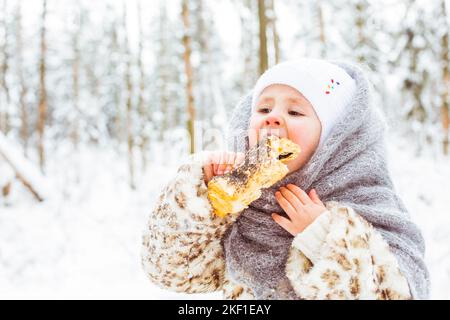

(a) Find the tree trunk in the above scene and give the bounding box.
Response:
[268,0,280,64]
[441,0,449,155]
[70,3,82,183]
[137,0,148,171]
[236,0,258,96]
[15,0,28,155]
[157,1,170,141]
[355,1,368,65]
[317,3,327,58]
[0,0,11,134]
[195,0,206,122]
[258,0,269,75]
[405,28,426,124]
[181,0,196,154]
[106,4,122,143]
[37,0,47,172]
[123,2,135,189]
[72,4,80,154]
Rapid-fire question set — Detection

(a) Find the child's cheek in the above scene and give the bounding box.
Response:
[286,125,305,148]
[291,129,321,172]
[288,119,319,146]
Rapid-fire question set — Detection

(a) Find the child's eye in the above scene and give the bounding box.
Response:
[258,107,271,114]
[289,111,304,116]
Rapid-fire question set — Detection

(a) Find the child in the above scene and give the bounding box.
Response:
[141,59,429,300]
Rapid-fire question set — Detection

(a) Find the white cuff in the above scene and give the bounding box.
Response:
[291,210,331,264]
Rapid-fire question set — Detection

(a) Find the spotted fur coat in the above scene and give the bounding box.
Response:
[141,154,411,300]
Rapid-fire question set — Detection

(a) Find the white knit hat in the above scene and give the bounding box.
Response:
[251,59,357,147]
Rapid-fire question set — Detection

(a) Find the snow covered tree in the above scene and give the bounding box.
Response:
[388,1,438,154]
[256,0,283,73]
[153,1,178,140]
[231,0,259,99]
[181,0,196,154]
[438,0,449,154]
[349,0,380,70]
[189,0,228,150]
[14,0,29,156]
[289,0,334,59]
[135,0,150,170]
[258,0,269,75]
[70,2,81,156]
[37,0,48,172]
[0,0,11,134]
[122,1,136,189]
[268,0,281,64]
[102,3,125,144]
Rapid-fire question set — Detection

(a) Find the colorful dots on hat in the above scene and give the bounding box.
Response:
[325,79,340,94]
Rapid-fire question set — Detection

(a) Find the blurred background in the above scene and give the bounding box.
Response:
[0,0,449,299]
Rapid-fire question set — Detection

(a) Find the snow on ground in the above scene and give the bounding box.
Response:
[0,144,220,300]
[387,136,450,300]
[0,137,449,299]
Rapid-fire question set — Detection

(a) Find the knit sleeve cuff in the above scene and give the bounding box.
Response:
[291,210,331,264]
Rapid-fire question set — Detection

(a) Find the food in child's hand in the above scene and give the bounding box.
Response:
[207,136,301,217]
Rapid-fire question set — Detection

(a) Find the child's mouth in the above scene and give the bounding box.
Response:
[278,152,294,160]
[262,135,300,163]
[258,131,286,143]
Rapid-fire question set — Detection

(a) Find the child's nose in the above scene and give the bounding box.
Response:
[264,115,283,127]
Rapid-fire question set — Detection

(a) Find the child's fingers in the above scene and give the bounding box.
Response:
[224,153,236,173]
[234,152,245,167]
[215,151,227,174]
[271,213,296,235]
[218,152,234,175]
[275,191,297,220]
[203,164,214,184]
[223,164,234,174]
[223,152,235,174]
[309,189,324,206]
[286,184,313,205]
[279,187,304,212]
[208,152,219,174]
[209,151,246,175]
[204,151,223,175]
[222,152,244,174]
[225,152,243,172]
[229,152,237,164]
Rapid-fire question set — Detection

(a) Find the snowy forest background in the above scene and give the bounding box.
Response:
[0,0,449,299]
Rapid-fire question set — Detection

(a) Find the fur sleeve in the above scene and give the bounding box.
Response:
[285,202,412,300]
[222,269,256,300]
[141,153,238,293]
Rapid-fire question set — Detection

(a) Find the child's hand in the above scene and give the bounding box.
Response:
[272,184,327,236]
[202,151,245,184]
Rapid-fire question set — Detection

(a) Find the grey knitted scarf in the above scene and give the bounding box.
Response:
[221,60,430,300]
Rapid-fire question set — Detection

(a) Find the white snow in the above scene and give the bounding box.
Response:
[386,135,450,300]
[0,144,221,300]
[0,161,14,186]
[0,136,449,300]
[0,133,52,201]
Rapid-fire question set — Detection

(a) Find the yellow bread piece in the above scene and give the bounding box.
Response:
[207,136,301,217]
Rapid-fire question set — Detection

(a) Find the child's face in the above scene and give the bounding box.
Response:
[248,84,322,173]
